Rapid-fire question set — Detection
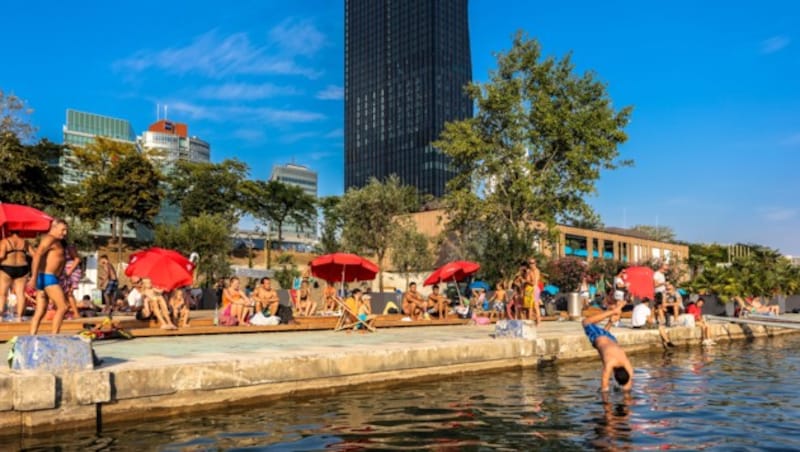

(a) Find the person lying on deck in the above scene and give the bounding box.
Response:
[747,296,780,316]
[583,303,633,392]
[138,278,177,330]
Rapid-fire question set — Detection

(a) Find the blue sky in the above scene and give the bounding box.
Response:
[1,1,799,254]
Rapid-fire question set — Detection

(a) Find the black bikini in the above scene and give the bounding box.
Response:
[0,240,30,280]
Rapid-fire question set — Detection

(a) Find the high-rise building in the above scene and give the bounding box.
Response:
[138,119,212,226]
[61,109,137,186]
[270,163,318,250]
[345,0,473,197]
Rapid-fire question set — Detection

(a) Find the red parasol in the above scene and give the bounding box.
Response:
[423,260,480,286]
[0,203,53,237]
[310,253,379,282]
[625,266,655,300]
[125,247,195,291]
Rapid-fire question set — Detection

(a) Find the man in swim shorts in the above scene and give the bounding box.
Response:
[27,218,69,335]
[583,303,633,392]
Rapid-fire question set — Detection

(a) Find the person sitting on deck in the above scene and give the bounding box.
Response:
[138,278,177,330]
[630,298,675,347]
[252,277,280,316]
[323,281,340,312]
[223,277,254,325]
[297,279,316,317]
[686,298,715,345]
[583,303,634,392]
[169,289,190,328]
[402,282,428,320]
[126,277,144,314]
[354,293,377,332]
[77,294,100,317]
[427,284,449,319]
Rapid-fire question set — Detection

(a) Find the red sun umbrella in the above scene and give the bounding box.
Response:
[0,203,53,237]
[310,253,379,282]
[125,247,195,291]
[424,260,480,286]
[625,266,655,300]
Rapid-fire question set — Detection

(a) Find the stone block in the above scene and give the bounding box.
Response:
[71,371,111,405]
[11,336,94,374]
[495,320,537,340]
[12,373,56,411]
[112,367,177,400]
[0,375,12,411]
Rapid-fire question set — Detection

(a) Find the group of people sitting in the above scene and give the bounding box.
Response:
[125,277,190,330]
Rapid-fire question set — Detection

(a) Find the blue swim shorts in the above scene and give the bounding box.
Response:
[584,323,617,347]
[36,273,60,290]
[104,279,118,295]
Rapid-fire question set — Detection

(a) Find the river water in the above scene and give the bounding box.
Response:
[22,335,800,451]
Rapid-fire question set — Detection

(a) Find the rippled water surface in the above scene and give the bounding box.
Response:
[21,335,800,451]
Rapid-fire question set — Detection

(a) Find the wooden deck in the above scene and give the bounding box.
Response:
[0,309,589,342]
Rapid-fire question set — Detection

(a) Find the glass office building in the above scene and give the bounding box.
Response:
[61,109,137,186]
[270,164,318,251]
[345,0,473,197]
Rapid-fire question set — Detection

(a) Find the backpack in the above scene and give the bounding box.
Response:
[276,304,294,325]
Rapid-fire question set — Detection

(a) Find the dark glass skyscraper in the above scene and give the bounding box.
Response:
[345,0,472,197]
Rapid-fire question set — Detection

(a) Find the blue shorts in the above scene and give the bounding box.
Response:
[584,323,617,347]
[36,273,60,290]
[104,280,118,295]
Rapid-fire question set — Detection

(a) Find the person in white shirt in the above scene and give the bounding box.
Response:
[653,263,668,303]
[630,298,674,347]
[127,277,144,313]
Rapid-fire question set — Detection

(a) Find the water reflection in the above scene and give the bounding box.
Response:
[17,335,800,451]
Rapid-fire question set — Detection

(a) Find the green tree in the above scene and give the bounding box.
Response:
[630,224,676,242]
[317,195,343,254]
[166,159,248,220]
[72,139,162,245]
[339,175,419,292]
[240,180,317,252]
[434,32,632,284]
[0,89,36,142]
[154,213,233,286]
[391,220,434,290]
[0,134,64,209]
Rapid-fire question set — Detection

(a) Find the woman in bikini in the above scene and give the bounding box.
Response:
[323,281,339,312]
[223,277,253,325]
[0,230,32,320]
[139,278,177,330]
[168,289,190,328]
[298,279,316,316]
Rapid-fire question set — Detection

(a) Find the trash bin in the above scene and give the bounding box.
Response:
[567,292,582,320]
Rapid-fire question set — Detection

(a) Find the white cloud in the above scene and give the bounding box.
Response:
[196,83,301,100]
[761,35,790,54]
[324,128,344,138]
[166,101,325,124]
[269,18,328,57]
[316,85,344,100]
[114,29,322,79]
[761,207,797,222]
[280,131,318,144]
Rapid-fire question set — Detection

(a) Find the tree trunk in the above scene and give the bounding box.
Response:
[276,220,283,252]
[378,250,385,293]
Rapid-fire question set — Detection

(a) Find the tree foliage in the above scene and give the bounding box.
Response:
[317,195,343,254]
[0,89,36,142]
[630,224,676,242]
[71,138,162,240]
[0,134,64,209]
[166,159,248,220]
[240,179,316,250]
[154,213,233,286]
[391,220,434,290]
[339,175,419,292]
[434,32,632,284]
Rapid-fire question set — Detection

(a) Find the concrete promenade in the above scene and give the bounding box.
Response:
[1,315,799,436]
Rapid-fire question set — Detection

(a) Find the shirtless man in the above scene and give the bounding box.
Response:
[251,277,280,316]
[526,259,542,325]
[98,255,118,314]
[27,219,69,335]
[402,282,427,320]
[428,284,449,319]
[582,303,633,392]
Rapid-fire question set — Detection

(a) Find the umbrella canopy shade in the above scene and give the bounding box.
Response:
[625,266,655,300]
[310,253,379,282]
[424,261,480,286]
[0,203,52,237]
[125,247,195,291]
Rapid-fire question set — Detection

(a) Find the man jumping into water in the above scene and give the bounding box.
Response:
[27,218,69,335]
[583,303,633,392]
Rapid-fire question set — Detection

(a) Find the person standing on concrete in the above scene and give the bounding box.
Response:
[582,303,633,392]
